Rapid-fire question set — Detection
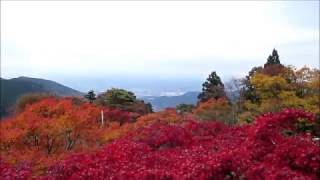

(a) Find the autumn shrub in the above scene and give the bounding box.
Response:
[194,98,234,124]
[239,66,320,123]
[0,160,32,179]
[176,104,195,114]
[1,96,319,179]
[0,97,135,175]
[42,108,320,179]
[102,108,132,125]
[101,108,187,144]
[136,108,182,125]
[15,92,56,113]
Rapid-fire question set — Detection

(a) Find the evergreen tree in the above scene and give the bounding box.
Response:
[241,49,283,104]
[241,66,262,103]
[198,71,226,102]
[96,88,152,116]
[146,102,153,113]
[95,88,136,109]
[84,90,96,103]
[264,49,281,67]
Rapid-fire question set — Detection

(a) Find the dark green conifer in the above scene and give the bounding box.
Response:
[198,71,226,102]
[264,49,281,67]
[84,90,96,103]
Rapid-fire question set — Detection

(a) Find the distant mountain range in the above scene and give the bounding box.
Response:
[0,76,240,116]
[0,76,84,117]
[141,92,200,111]
[141,89,240,111]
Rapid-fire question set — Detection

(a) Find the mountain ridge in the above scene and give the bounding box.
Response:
[0,76,84,117]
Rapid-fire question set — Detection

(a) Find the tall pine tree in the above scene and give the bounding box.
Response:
[84,90,96,103]
[264,49,281,67]
[198,71,226,102]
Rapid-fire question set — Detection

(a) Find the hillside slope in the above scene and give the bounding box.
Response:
[0,76,83,117]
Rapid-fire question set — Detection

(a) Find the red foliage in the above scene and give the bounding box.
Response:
[102,108,133,125]
[0,97,135,176]
[260,64,285,76]
[38,108,319,179]
[0,160,32,180]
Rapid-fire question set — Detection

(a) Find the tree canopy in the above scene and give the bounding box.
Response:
[264,48,281,67]
[198,71,226,102]
[96,88,152,117]
[84,90,96,103]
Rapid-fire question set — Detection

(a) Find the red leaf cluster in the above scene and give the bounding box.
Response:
[0,97,134,175]
[35,108,319,180]
[0,160,32,180]
[102,108,133,125]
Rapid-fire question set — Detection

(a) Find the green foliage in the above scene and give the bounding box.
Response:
[95,88,152,117]
[198,71,226,102]
[240,66,262,104]
[176,104,195,113]
[264,48,281,67]
[313,114,320,138]
[145,102,153,113]
[96,88,136,108]
[84,90,96,103]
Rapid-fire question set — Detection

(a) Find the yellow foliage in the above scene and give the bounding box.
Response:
[242,66,320,121]
[238,111,257,124]
[279,91,305,108]
[136,109,181,126]
[250,73,287,98]
[243,101,259,111]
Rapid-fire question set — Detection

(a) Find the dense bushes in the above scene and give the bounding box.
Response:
[193,98,234,123]
[1,108,316,179]
[15,93,56,113]
[0,97,134,175]
[1,95,319,179]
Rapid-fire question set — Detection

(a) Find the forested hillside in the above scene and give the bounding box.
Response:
[0,77,83,118]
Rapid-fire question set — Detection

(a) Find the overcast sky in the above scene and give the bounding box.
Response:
[1,1,319,95]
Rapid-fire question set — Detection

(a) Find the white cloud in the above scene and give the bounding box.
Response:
[1,1,319,81]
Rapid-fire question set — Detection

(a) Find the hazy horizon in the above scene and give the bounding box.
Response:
[1,1,319,96]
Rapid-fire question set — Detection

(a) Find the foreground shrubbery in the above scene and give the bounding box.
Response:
[0,97,135,174]
[2,108,319,179]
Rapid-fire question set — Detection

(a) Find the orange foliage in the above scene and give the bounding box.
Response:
[193,98,234,123]
[0,97,135,175]
[102,108,190,143]
[136,108,182,125]
[1,98,194,176]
